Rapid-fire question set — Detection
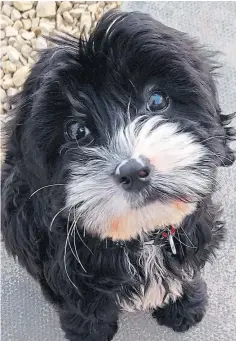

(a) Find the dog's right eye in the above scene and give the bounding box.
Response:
[65,121,91,142]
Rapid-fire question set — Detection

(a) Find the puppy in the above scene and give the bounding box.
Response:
[2,10,235,341]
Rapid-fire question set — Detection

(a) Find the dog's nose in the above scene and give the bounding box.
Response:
[114,156,151,190]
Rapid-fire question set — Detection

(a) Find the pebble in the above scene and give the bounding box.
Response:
[11,8,21,21]
[7,87,18,97]
[7,46,21,62]
[2,61,17,74]
[19,55,27,66]
[36,1,56,18]
[0,14,13,27]
[22,18,31,30]
[0,46,8,58]
[0,88,7,103]
[13,1,33,12]
[63,11,73,24]
[21,45,32,58]
[21,30,35,40]
[0,30,6,40]
[80,13,92,31]
[36,36,47,49]
[31,17,39,30]
[57,1,72,13]
[8,37,16,46]
[70,8,84,18]
[39,21,55,35]
[5,26,18,37]
[56,13,63,28]
[2,4,13,17]
[0,69,3,79]
[22,9,36,19]
[2,76,14,90]
[13,20,23,31]
[13,66,30,87]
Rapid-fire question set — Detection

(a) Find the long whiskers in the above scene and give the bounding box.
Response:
[29,184,65,198]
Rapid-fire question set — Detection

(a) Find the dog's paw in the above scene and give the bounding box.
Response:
[153,305,204,332]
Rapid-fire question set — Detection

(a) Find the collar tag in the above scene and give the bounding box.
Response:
[169,234,176,255]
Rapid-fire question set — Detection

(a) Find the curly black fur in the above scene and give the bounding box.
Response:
[1,10,235,341]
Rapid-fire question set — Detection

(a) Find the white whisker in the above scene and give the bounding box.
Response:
[29,184,65,198]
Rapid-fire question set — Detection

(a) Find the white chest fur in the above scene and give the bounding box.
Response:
[119,242,183,312]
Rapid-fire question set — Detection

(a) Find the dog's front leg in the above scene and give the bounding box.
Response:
[59,298,119,341]
[152,275,207,332]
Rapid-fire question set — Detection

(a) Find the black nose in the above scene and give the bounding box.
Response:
[114,156,151,190]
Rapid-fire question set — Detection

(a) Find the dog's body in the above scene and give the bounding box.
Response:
[1,10,235,341]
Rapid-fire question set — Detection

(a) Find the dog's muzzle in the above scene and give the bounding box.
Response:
[114,155,151,191]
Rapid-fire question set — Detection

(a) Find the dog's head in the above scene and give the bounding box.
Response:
[3,11,235,241]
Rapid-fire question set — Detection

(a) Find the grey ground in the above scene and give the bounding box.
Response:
[1,2,236,341]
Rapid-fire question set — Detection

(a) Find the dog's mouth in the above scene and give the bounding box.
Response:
[100,198,197,241]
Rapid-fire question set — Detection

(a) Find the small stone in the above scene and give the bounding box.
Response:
[0,46,8,58]
[7,46,21,62]
[36,1,56,18]
[8,37,16,46]
[2,60,17,74]
[63,11,73,24]
[57,1,72,13]
[2,76,13,90]
[32,27,41,36]
[39,21,55,35]
[14,35,27,50]
[56,13,63,29]
[21,44,32,58]
[13,20,23,31]
[30,51,38,59]
[35,36,47,49]
[70,8,84,18]
[0,88,7,103]
[0,30,5,40]
[21,30,35,40]
[7,87,18,97]
[0,14,13,28]
[2,55,8,62]
[22,8,35,19]
[30,38,36,49]
[5,26,18,37]
[31,17,39,30]
[22,18,31,30]
[13,1,33,12]
[28,9,36,19]
[13,66,30,87]
[0,69,3,79]
[3,102,10,111]
[80,13,92,31]
[88,3,98,13]
[15,61,23,69]
[27,56,35,65]
[19,54,27,66]
[11,8,21,21]
[2,4,13,17]
[1,39,7,47]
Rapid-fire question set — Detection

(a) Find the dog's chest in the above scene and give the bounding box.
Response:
[119,242,183,312]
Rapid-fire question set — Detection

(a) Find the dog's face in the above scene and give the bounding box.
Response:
[7,11,235,241]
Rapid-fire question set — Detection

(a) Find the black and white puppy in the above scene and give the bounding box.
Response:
[2,10,235,341]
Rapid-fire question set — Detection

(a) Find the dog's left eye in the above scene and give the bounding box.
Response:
[65,121,91,141]
[147,92,169,112]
